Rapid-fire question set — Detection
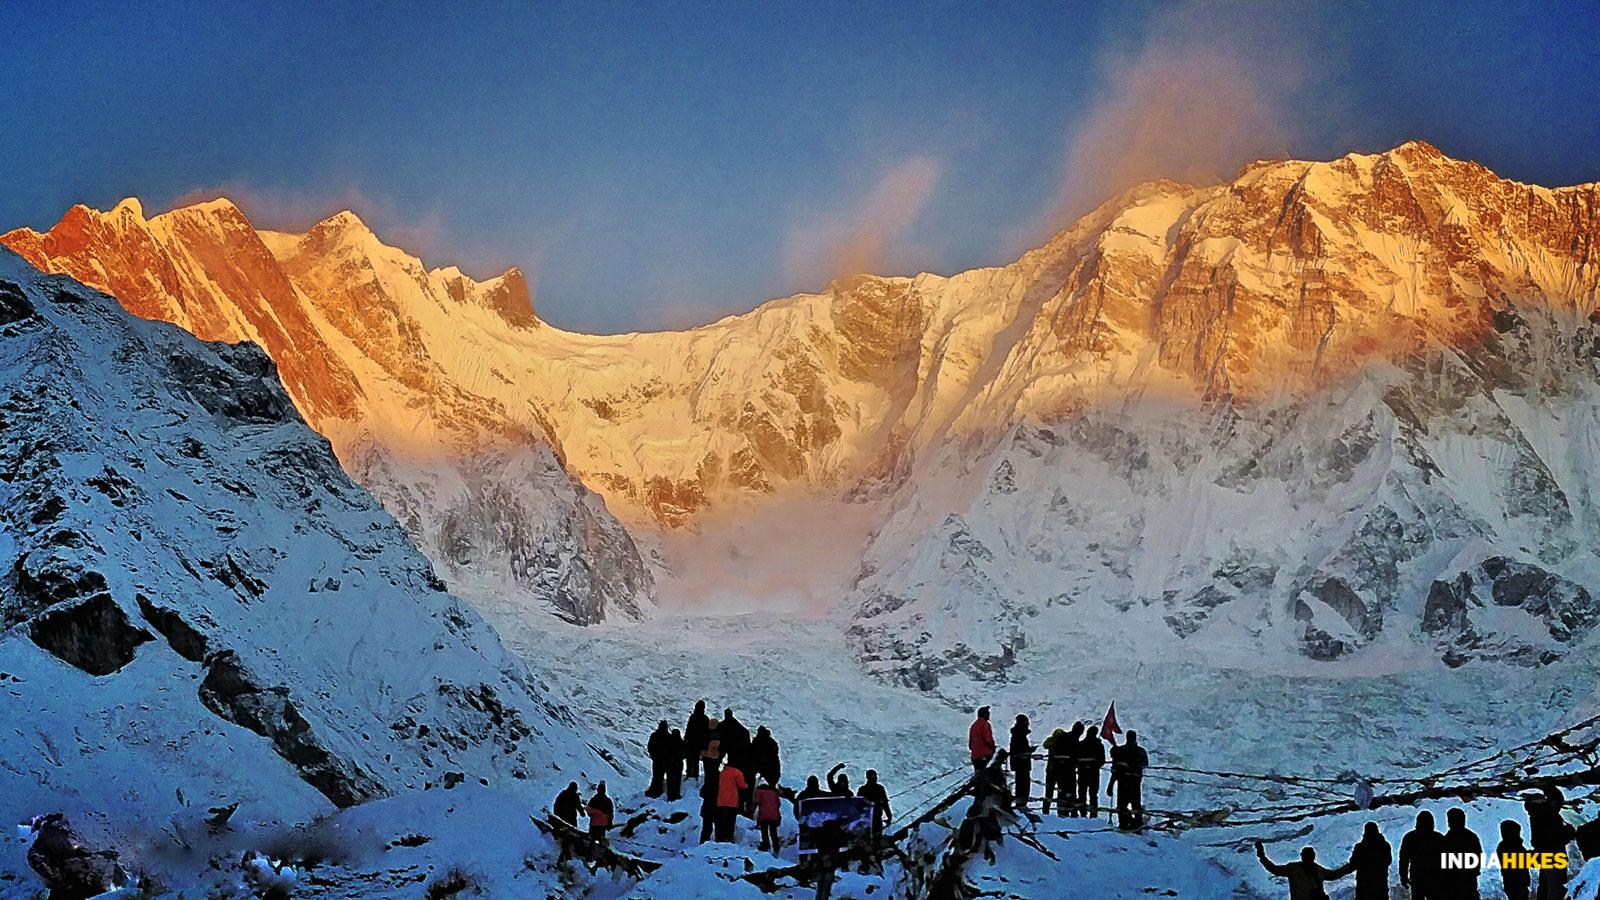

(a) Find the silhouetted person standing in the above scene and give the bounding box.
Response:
[1043,722,1082,816]
[1256,842,1354,900]
[664,728,685,800]
[1440,807,1483,899]
[552,781,586,861]
[857,769,892,846]
[1498,820,1531,900]
[827,763,851,797]
[969,707,995,774]
[794,775,827,815]
[721,708,751,769]
[552,782,584,828]
[1009,714,1034,810]
[699,762,720,843]
[646,719,673,798]
[1075,725,1105,818]
[685,700,710,780]
[586,782,613,844]
[1344,822,1392,900]
[1526,788,1576,900]
[1400,811,1444,900]
[752,725,781,786]
[1107,730,1148,830]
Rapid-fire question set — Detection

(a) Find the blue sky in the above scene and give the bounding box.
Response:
[2,1,1596,333]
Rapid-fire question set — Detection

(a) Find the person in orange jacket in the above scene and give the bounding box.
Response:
[969,706,996,774]
[716,763,748,842]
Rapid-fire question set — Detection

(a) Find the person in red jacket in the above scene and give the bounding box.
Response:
[716,764,748,842]
[586,782,614,845]
[969,706,996,774]
[753,778,782,852]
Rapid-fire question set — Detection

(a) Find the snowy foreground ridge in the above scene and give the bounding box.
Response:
[0,249,623,894]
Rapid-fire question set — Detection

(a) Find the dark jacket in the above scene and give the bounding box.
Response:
[1009,724,1033,765]
[1497,837,1531,894]
[858,781,890,824]
[1440,824,1482,894]
[662,729,684,762]
[1399,827,1443,888]
[647,724,672,761]
[720,714,751,763]
[1075,737,1105,772]
[1257,847,1350,900]
[1526,796,1576,852]
[1347,832,1392,900]
[794,780,828,815]
[553,788,584,825]
[685,708,710,757]
[1109,742,1148,781]
[751,730,781,782]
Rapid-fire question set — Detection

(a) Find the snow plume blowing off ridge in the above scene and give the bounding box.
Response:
[782,155,944,292]
[1015,4,1306,250]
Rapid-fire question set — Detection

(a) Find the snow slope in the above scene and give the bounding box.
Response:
[0,249,624,893]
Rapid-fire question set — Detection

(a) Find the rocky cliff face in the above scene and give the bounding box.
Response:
[3,202,650,625]
[0,248,618,845]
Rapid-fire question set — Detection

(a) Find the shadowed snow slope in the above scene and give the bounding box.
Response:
[0,249,621,886]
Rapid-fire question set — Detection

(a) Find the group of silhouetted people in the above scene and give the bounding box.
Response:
[1257,786,1599,900]
[968,706,1150,831]
[568,699,891,860]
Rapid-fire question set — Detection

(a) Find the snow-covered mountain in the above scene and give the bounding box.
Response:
[2,201,650,625]
[6,142,1598,680]
[845,142,1600,685]
[0,248,619,879]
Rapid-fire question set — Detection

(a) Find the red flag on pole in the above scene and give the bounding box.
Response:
[1102,702,1122,743]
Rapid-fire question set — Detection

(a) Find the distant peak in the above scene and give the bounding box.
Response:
[185,197,242,216]
[318,210,369,233]
[111,197,145,220]
[481,266,538,329]
[1392,139,1442,157]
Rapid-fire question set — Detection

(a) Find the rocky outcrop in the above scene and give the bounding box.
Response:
[198,650,384,807]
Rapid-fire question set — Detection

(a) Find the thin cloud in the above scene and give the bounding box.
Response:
[1011,6,1307,252]
[782,155,944,292]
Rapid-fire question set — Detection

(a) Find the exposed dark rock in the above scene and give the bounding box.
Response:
[5,556,110,628]
[198,650,385,807]
[1294,578,1377,660]
[166,343,294,425]
[28,593,154,676]
[1423,557,1597,665]
[23,813,125,900]
[0,279,36,328]
[135,594,210,663]
[200,552,267,603]
[1479,556,1596,641]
